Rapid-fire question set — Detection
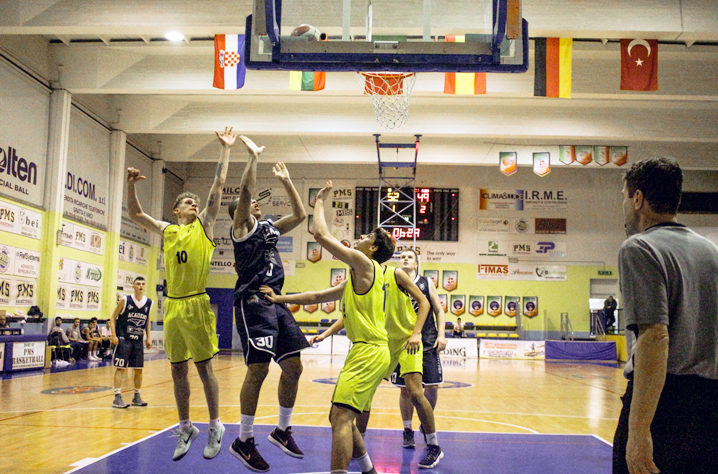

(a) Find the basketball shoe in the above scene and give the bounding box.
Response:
[172,425,199,461]
[229,437,270,472]
[418,444,443,469]
[204,421,225,459]
[268,426,304,458]
[403,428,415,448]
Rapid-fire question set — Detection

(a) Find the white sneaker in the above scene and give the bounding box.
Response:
[90,355,100,361]
[204,421,225,459]
[172,425,200,461]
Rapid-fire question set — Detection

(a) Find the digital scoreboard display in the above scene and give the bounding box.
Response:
[354,187,459,241]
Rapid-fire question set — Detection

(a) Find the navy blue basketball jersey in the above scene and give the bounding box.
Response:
[413,275,438,349]
[232,218,284,298]
[117,295,152,340]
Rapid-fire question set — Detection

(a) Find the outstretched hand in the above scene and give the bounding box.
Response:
[316,180,333,202]
[273,162,291,181]
[309,333,326,345]
[239,135,265,157]
[216,127,238,147]
[127,167,146,184]
[259,285,278,303]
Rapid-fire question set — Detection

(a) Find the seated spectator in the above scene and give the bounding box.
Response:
[0,314,9,329]
[48,317,73,363]
[452,317,465,338]
[99,320,114,358]
[82,318,103,361]
[66,317,89,359]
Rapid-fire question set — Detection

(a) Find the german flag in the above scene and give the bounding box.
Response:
[444,35,486,95]
[534,38,572,98]
[289,71,325,91]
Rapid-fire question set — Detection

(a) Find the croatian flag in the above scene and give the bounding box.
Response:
[213,34,246,89]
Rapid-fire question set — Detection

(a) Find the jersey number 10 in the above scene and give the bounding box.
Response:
[176,250,188,264]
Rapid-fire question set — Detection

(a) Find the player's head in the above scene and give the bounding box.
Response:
[400,248,419,272]
[132,276,146,294]
[623,157,682,235]
[55,316,63,326]
[355,227,394,264]
[228,197,262,220]
[453,299,463,309]
[173,192,200,222]
[490,301,500,310]
[88,319,97,329]
[526,302,536,311]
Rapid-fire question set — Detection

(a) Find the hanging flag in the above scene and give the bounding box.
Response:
[289,71,326,91]
[534,38,572,98]
[558,145,576,165]
[444,36,486,95]
[621,39,658,91]
[533,152,551,177]
[213,34,246,90]
[500,152,517,176]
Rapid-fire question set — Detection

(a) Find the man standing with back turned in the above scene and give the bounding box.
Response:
[127,127,239,461]
[613,157,718,474]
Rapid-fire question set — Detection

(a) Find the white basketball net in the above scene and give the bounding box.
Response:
[356,72,417,129]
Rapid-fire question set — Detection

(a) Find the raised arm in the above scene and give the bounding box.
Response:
[260,281,346,306]
[199,127,238,238]
[395,268,430,354]
[127,168,171,235]
[271,162,307,234]
[232,136,266,240]
[428,281,447,351]
[313,181,374,274]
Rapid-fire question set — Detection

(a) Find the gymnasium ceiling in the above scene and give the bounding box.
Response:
[1,1,718,170]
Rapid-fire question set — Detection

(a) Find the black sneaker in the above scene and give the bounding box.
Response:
[229,437,270,472]
[418,445,444,469]
[362,467,377,474]
[403,428,415,448]
[268,426,304,458]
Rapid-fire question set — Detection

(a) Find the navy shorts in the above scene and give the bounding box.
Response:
[391,347,443,387]
[113,338,144,369]
[235,294,310,365]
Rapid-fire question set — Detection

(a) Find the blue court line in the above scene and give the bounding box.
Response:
[65,423,612,474]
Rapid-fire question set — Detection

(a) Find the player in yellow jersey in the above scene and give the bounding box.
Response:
[261,181,401,474]
[127,128,249,462]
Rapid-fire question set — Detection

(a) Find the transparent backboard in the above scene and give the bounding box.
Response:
[245,0,528,73]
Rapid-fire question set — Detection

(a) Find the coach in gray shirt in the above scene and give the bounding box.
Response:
[613,157,718,474]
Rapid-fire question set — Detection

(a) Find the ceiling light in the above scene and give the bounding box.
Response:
[165,31,185,42]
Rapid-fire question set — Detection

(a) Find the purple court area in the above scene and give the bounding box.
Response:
[67,423,612,474]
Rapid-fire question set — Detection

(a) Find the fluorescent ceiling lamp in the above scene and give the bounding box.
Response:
[165,31,185,41]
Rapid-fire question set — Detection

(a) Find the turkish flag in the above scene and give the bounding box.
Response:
[621,39,658,91]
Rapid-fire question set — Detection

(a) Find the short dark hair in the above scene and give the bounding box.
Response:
[172,192,200,210]
[90,317,98,323]
[624,157,683,214]
[73,317,80,322]
[228,197,240,219]
[370,227,395,264]
[55,316,62,322]
[133,276,145,283]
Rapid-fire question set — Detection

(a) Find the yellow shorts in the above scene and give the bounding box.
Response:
[332,342,390,413]
[385,338,423,379]
[164,293,219,364]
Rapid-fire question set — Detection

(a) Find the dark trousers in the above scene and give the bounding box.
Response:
[69,341,87,359]
[613,373,718,474]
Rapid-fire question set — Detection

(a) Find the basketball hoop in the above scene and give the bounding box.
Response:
[356,72,417,129]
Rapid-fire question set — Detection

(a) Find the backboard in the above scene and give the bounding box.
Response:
[245,0,528,73]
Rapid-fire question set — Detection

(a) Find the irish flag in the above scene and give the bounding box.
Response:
[444,35,486,95]
[289,71,325,91]
[534,38,572,98]
[213,34,246,90]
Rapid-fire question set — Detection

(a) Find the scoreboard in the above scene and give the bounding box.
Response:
[354,187,459,241]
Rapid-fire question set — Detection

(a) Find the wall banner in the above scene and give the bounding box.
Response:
[69,286,86,310]
[479,189,524,211]
[12,341,46,369]
[118,239,149,265]
[0,200,43,240]
[61,222,105,255]
[524,190,567,211]
[0,145,46,206]
[477,218,510,233]
[478,240,508,257]
[0,276,12,305]
[439,338,478,359]
[479,340,545,360]
[14,278,37,306]
[56,284,68,309]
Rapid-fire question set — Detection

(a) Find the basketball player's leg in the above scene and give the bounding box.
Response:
[424,385,438,410]
[129,340,147,406]
[195,359,219,419]
[171,361,191,421]
[330,404,359,471]
[112,340,131,408]
[404,373,435,434]
[230,361,271,471]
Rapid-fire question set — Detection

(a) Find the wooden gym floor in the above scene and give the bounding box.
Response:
[0,352,626,473]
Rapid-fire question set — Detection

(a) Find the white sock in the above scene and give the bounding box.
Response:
[114,388,121,396]
[426,431,438,446]
[403,419,412,430]
[355,453,373,472]
[240,414,255,441]
[179,420,192,432]
[209,418,220,429]
[278,406,293,431]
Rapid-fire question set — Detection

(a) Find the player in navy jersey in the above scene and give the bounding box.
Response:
[109,276,153,409]
[391,249,447,453]
[226,138,309,472]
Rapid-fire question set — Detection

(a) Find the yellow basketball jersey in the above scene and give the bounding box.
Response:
[163,218,215,298]
[341,260,388,345]
[383,266,417,341]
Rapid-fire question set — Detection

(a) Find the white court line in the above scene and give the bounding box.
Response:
[63,424,177,474]
[592,434,613,446]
